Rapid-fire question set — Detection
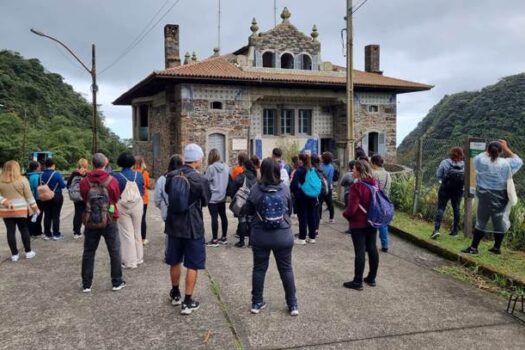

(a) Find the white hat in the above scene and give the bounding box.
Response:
[184,143,204,162]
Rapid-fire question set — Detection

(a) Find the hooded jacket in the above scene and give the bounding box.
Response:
[205,161,230,203]
[343,178,379,229]
[165,165,211,239]
[79,169,121,219]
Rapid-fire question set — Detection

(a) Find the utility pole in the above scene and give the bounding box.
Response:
[346,0,355,164]
[274,0,277,26]
[30,29,98,154]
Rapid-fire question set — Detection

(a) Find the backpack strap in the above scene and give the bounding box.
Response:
[357,181,376,214]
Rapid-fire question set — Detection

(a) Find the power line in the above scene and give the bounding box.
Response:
[99,0,182,75]
[352,0,370,14]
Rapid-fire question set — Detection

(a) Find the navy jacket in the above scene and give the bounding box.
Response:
[165,166,211,240]
[112,168,145,198]
[40,169,66,194]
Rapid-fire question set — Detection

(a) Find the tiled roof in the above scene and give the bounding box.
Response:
[113,56,432,105]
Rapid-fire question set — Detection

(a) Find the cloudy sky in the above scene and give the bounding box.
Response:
[2,0,524,143]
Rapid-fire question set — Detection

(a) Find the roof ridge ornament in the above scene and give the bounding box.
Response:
[311,25,319,41]
[281,7,291,24]
[250,18,259,37]
[184,52,191,65]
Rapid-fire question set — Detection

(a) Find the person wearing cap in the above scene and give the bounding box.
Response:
[165,143,211,315]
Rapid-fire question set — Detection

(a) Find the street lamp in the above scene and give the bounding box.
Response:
[30,28,98,154]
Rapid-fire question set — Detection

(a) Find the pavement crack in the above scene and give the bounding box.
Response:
[205,269,245,350]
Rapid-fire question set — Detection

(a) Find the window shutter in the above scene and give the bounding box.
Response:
[294,55,301,70]
[255,51,262,67]
[362,133,369,156]
[378,132,386,155]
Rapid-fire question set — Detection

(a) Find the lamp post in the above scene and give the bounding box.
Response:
[30,28,98,154]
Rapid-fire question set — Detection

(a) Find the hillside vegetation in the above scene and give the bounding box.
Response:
[0,50,127,169]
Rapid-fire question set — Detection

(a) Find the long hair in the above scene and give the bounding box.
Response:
[1,160,23,184]
[487,142,502,162]
[321,152,333,165]
[311,154,321,170]
[134,155,147,170]
[449,147,464,162]
[167,154,184,173]
[260,158,281,185]
[370,154,384,168]
[354,159,374,180]
[250,155,260,169]
[208,149,221,165]
[299,153,312,170]
[237,152,248,166]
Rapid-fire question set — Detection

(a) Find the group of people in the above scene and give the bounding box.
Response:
[1,138,519,318]
[430,140,522,255]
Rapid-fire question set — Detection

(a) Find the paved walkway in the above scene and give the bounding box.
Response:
[1,195,524,349]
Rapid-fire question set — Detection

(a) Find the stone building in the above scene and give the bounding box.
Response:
[114,8,432,177]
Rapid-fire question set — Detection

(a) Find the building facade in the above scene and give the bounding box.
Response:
[114,8,432,177]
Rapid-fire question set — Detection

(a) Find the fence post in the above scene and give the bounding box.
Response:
[412,137,423,216]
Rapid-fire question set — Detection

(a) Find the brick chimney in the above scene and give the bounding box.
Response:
[164,24,181,68]
[365,45,382,74]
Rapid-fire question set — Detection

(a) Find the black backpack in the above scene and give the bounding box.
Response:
[442,164,464,192]
[167,170,191,214]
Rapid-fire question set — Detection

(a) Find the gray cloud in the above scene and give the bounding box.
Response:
[1,0,524,142]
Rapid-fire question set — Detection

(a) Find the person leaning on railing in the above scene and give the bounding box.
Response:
[462,140,523,255]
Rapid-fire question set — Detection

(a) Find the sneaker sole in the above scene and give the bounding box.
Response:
[171,298,182,306]
[290,311,299,316]
[112,285,126,291]
[251,304,267,314]
[181,305,200,315]
[206,244,219,248]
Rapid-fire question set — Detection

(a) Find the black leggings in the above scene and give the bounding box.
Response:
[3,218,31,255]
[141,204,148,240]
[73,201,86,235]
[350,226,379,283]
[319,190,335,220]
[471,229,505,250]
[208,202,228,240]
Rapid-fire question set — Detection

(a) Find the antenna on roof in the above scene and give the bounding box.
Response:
[274,0,277,26]
[218,0,222,54]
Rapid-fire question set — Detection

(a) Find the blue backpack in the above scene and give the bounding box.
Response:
[256,187,287,229]
[359,181,394,228]
[167,170,191,214]
[300,168,322,198]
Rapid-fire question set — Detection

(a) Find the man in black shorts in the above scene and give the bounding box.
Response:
[165,144,210,315]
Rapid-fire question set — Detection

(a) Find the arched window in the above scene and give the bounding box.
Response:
[280,53,294,69]
[262,52,275,68]
[210,101,223,110]
[300,54,312,70]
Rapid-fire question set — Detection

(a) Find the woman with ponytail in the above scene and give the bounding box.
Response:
[462,140,522,255]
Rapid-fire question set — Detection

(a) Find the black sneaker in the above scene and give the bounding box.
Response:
[461,247,479,255]
[206,239,219,247]
[288,304,299,316]
[234,241,245,248]
[343,281,363,290]
[381,247,389,253]
[112,281,126,291]
[251,301,267,314]
[488,247,501,255]
[180,300,200,315]
[430,231,440,240]
[364,277,376,287]
[449,230,459,237]
[170,289,181,306]
[219,237,228,245]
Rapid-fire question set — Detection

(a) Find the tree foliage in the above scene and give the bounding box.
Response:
[0,50,127,169]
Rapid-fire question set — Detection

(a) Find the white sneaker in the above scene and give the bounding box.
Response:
[42,236,51,241]
[306,239,316,244]
[294,239,306,245]
[329,219,336,224]
[25,251,36,259]
[143,239,149,246]
[11,254,19,262]
[82,287,92,293]
[137,259,144,265]
[112,282,126,291]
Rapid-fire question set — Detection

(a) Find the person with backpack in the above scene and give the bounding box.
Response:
[340,160,357,208]
[231,152,248,181]
[165,144,211,315]
[133,156,151,245]
[79,153,125,292]
[431,147,465,240]
[39,158,66,240]
[272,148,291,186]
[154,154,184,224]
[229,160,258,248]
[371,155,392,252]
[342,160,381,290]
[113,153,145,269]
[204,149,230,247]
[242,158,299,316]
[319,152,336,224]
[462,140,523,255]
[0,160,39,261]
[311,154,327,238]
[68,158,89,239]
[290,153,320,245]
[26,161,43,238]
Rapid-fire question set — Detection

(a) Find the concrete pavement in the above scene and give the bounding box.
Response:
[0,195,524,349]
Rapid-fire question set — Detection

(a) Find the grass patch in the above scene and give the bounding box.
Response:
[434,265,525,299]
[392,212,525,283]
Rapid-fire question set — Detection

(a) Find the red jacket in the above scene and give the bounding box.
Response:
[80,169,121,219]
[343,178,378,229]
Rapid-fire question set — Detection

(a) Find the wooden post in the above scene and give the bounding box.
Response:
[412,138,423,216]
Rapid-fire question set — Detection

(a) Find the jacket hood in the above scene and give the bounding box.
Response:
[210,162,227,173]
[87,169,111,183]
[258,183,283,192]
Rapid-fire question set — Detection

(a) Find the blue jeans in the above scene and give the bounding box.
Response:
[379,225,389,250]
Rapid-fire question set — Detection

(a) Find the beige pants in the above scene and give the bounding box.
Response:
[117,199,144,268]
